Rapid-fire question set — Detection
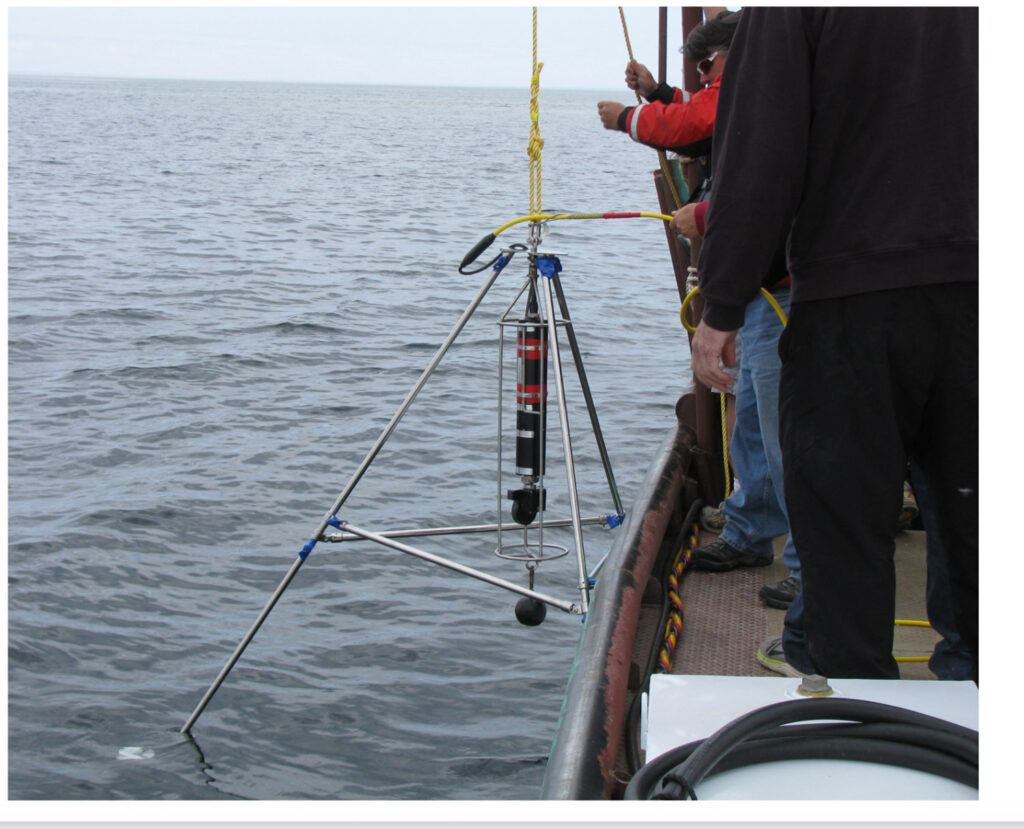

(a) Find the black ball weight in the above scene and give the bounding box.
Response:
[515,596,547,626]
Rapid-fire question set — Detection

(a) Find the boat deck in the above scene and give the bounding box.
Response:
[670,527,940,679]
[612,523,947,793]
[540,424,968,800]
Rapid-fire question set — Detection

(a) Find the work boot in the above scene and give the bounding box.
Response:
[691,538,772,572]
[759,575,802,609]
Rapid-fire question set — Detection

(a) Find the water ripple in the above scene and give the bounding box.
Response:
[8,74,689,801]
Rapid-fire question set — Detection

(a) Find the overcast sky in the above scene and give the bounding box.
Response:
[7,5,686,91]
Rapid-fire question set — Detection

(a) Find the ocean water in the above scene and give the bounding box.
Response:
[7,74,690,801]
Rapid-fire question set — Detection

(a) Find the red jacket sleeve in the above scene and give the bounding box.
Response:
[694,201,709,237]
[621,80,719,152]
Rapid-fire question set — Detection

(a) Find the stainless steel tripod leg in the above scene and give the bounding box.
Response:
[181,556,304,733]
[551,273,624,517]
[538,271,590,614]
[181,260,510,733]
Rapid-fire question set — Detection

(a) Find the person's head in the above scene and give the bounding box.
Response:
[683,10,741,84]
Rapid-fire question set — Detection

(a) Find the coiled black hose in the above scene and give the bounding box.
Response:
[624,697,978,799]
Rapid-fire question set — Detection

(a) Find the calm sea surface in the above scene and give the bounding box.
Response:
[8,75,690,800]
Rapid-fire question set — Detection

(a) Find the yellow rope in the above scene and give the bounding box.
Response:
[617,7,683,209]
[528,7,545,216]
[618,7,641,105]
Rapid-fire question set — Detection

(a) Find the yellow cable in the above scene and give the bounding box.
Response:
[720,392,731,497]
[679,286,787,501]
[894,620,934,663]
[679,287,698,331]
[680,285,788,334]
[492,211,672,238]
[757,289,788,327]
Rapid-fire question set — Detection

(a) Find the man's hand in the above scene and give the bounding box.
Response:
[625,60,657,98]
[690,320,739,390]
[597,101,626,130]
[671,204,702,240]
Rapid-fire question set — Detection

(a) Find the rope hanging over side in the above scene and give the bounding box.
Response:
[528,7,545,216]
[618,7,683,209]
[619,7,641,106]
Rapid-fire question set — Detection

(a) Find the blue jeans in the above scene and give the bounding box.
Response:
[782,591,812,673]
[719,288,799,578]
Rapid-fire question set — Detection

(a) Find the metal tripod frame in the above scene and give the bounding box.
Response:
[182,231,624,733]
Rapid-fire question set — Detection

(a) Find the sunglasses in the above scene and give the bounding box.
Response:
[697,52,721,75]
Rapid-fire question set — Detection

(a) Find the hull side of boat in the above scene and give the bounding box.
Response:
[541,420,695,799]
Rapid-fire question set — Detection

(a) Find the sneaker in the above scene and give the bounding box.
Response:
[699,504,727,532]
[759,575,802,609]
[898,481,919,531]
[691,538,772,572]
[756,636,807,678]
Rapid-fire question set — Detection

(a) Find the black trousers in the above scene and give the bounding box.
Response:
[779,282,978,681]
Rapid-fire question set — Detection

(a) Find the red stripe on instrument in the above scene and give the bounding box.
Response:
[518,337,547,360]
[517,382,547,404]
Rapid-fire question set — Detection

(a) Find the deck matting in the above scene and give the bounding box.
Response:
[673,529,941,679]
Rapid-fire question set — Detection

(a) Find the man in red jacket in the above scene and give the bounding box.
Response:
[602,11,804,608]
[597,10,738,156]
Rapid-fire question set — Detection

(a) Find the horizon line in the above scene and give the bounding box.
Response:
[8,70,632,94]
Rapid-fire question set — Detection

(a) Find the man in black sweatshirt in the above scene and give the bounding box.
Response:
[692,8,978,681]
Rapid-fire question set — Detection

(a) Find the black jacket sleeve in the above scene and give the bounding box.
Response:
[697,8,817,331]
